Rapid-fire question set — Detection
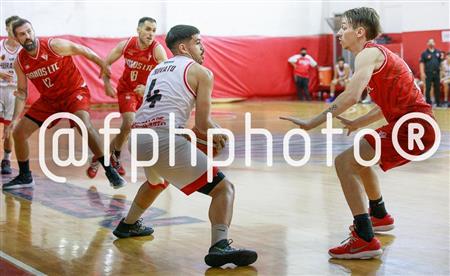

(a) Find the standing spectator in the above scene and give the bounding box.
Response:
[288,47,317,101]
[420,38,443,106]
[440,52,450,107]
[330,57,352,99]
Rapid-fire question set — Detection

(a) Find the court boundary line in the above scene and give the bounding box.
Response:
[0,251,47,276]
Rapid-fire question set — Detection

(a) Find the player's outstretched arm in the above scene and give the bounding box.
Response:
[102,40,127,97]
[49,38,110,79]
[280,48,381,130]
[337,106,384,136]
[105,40,127,67]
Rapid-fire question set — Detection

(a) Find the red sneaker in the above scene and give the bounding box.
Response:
[371,213,395,232]
[111,155,126,176]
[349,213,395,233]
[329,231,382,259]
[87,157,100,179]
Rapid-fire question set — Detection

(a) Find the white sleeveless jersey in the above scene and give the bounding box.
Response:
[335,64,350,78]
[133,55,197,129]
[0,39,20,87]
[443,60,450,78]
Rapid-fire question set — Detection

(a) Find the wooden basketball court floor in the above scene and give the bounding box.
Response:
[0,101,449,275]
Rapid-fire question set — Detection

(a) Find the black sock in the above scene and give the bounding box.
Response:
[114,150,121,158]
[18,160,30,175]
[97,156,111,170]
[369,196,388,219]
[353,213,374,242]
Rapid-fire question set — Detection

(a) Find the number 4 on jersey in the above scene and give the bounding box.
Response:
[145,78,162,108]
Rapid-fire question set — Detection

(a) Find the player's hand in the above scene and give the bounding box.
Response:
[3,120,16,140]
[99,63,111,79]
[218,133,229,143]
[213,134,227,151]
[0,72,13,82]
[104,83,117,98]
[279,116,315,130]
[336,115,359,136]
[134,85,146,96]
[209,121,228,143]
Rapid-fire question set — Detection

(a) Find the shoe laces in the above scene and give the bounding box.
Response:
[132,218,146,231]
[10,173,28,183]
[115,158,122,167]
[221,239,235,250]
[340,234,357,248]
[89,160,100,170]
[112,154,122,168]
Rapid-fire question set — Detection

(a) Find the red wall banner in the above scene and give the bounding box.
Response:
[21,34,332,104]
[2,29,447,105]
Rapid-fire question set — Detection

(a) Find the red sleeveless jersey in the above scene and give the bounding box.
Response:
[17,38,86,101]
[364,42,432,123]
[117,37,160,94]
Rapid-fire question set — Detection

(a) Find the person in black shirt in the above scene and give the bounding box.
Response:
[420,38,444,106]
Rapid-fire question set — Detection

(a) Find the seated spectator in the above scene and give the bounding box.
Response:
[330,57,352,99]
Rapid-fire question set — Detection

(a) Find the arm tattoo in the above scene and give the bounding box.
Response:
[322,103,338,115]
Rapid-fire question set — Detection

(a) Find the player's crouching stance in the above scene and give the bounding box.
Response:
[112,25,257,267]
[281,7,436,259]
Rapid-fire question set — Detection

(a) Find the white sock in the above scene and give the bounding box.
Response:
[211,224,229,246]
[124,201,146,224]
[3,150,11,161]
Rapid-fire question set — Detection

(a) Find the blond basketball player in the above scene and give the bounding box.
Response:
[112,25,257,267]
[0,16,21,174]
[281,7,436,259]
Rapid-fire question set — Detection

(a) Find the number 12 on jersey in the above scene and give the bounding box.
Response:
[43,77,54,88]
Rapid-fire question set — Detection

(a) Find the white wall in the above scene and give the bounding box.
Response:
[324,1,449,34]
[1,0,448,37]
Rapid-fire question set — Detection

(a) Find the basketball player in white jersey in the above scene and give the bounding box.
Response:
[0,16,21,174]
[330,56,352,99]
[112,25,257,267]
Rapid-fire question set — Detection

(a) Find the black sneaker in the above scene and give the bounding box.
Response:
[1,159,12,174]
[105,167,126,189]
[204,239,257,267]
[2,172,34,190]
[113,218,154,238]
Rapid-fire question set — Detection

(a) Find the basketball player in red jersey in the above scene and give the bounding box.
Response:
[280,7,436,259]
[2,18,126,190]
[87,17,167,178]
